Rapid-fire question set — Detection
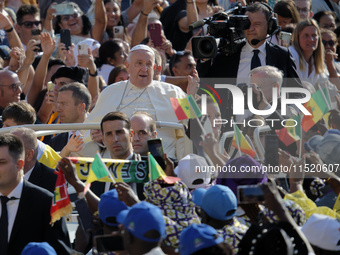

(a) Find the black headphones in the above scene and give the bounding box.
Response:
[258,2,279,35]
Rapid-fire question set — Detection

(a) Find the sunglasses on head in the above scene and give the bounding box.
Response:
[322,39,335,47]
[61,12,79,21]
[19,21,42,28]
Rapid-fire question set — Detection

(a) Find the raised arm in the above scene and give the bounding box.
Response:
[27,32,56,106]
[90,0,107,43]
[131,0,160,47]
[0,10,23,50]
[178,0,198,33]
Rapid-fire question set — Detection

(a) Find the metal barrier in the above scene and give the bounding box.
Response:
[0,121,185,136]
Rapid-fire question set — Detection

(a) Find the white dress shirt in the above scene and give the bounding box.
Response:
[0,178,23,241]
[237,42,266,85]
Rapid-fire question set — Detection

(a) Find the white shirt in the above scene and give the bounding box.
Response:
[98,64,114,84]
[24,166,34,181]
[0,178,23,241]
[288,46,325,86]
[237,41,266,85]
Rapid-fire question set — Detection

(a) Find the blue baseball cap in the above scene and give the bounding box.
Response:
[98,189,128,227]
[193,185,237,220]
[21,242,57,255]
[180,224,224,255]
[117,201,166,242]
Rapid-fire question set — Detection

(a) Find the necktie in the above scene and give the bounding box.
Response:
[0,196,10,254]
[251,49,261,70]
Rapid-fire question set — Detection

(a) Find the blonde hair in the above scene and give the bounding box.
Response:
[292,19,325,74]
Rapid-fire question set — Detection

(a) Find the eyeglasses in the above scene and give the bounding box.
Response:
[61,12,80,21]
[322,39,336,47]
[0,83,23,92]
[19,21,42,28]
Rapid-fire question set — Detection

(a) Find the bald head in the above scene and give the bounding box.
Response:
[0,70,22,108]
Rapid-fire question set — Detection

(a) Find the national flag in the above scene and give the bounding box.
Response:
[276,116,301,147]
[232,124,256,158]
[301,89,330,132]
[170,95,202,120]
[85,152,113,192]
[50,169,72,225]
[148,153,180,184]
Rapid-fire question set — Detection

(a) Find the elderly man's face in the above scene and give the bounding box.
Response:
[125,50,155,88]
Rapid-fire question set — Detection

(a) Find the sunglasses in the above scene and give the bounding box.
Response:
[19,21,42,28]
[61,12,79,21]
[322,39,336,47]
[0,83,23,92]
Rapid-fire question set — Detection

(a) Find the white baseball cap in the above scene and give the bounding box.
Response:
[301,213,340,251]
[174,154,211,189]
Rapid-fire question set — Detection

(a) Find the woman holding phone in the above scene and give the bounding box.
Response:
[44,0,106,46]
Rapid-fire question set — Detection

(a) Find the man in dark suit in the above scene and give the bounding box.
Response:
[49,82,91,152]
[0,134,71,255]
[11,127,57,193]
[91,112,144,198]
[197,3,303,134]
[198,3,301,85]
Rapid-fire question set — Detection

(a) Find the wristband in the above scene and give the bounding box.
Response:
[89,69,98,77]
[5,26,14,33]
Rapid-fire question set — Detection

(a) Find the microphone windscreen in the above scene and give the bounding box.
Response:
[189,20,205,31]
[251,39,260,45]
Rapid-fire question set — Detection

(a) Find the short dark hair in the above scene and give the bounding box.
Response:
[313,11,336,24]
[101,112,131,132]
[16,4,40,25]
[169,51,192,76]
[0,134,24,162]
[97,40,124,68]
[58,82,92,112]
[246,2,273,22]
[2,102,37,125]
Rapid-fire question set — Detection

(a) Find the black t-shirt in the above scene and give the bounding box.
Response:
[160,0,193,51]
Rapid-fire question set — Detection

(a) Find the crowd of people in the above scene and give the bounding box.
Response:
[0,0,340,254]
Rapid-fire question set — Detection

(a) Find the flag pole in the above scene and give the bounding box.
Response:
[299,115,303,159]
[96,152,116,184]
[233,121,243,157]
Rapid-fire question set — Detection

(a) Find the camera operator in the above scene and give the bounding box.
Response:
[196,3,302,138]
[197,3,301,85]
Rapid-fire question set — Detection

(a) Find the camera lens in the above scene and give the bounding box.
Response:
[199,40,213,54]
[196,37,217,58]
